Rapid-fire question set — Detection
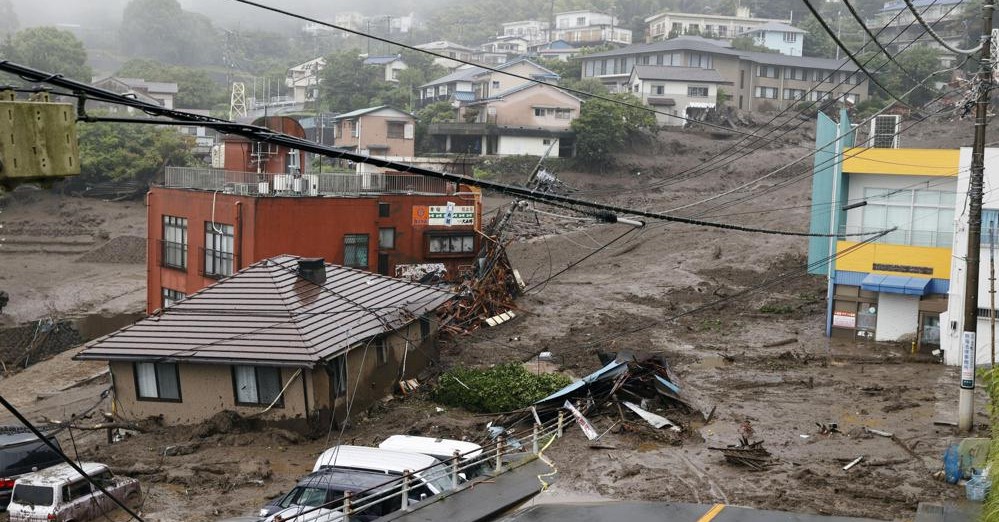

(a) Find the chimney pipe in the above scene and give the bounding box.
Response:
[298,257,327,286]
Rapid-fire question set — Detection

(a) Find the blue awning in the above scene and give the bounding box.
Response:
[860,274,931,296]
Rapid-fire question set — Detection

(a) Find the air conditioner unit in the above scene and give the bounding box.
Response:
[273,174,293,191]
[869,115,900,148]
[302,174,319,196]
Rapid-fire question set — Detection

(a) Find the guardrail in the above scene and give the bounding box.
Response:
[283,412,568,522]
[164,167,452,196]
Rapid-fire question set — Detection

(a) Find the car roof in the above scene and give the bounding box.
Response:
[297,468,395,491]
[14,462,105,486]
[378,435,483,460]
[313,445,442,473]
[0,431,55,447]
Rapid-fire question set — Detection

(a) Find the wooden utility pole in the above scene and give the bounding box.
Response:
[990,223,996,367]
[958,0,995,432]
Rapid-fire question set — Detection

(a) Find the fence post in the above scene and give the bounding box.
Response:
[451,449,460,489]
[532,423,539,454]
[343,490,352,521]
[401,470,410,510]
[495,436,504,474]
[557,411,565,437]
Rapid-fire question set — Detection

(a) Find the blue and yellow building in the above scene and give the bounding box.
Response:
[808,112,958,346]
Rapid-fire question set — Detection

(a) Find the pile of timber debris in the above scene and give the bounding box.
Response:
[438,237,521,336]
[496,351,713,442]
[709,436,774,470]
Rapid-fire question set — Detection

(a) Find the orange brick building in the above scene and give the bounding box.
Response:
[148,116,481,314]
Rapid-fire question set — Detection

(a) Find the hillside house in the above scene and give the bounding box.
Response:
[332,106,416,158]
[627,66,732,126]
[76,256,454,432]
[553,10,632,46]
[363,55,409,83]
[739,22,806,56]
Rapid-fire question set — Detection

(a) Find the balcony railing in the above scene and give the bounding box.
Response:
[164,167,453,196]
[838,225,953,248]
[199,247,237,280]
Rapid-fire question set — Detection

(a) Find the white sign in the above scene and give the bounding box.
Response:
[423,205,474,226]
[961,331,976,389]
[444,201,456,226]
[832,311,856,328]
[563,401,599,440]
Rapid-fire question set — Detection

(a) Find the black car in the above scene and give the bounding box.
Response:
[0,431,63,509]
[260,468,404,521]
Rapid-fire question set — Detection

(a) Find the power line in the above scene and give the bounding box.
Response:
[902,0,986,54]
[226,0,855,142]
[0,59,895,240]
[802,0,915,109]
[842,0,922,83]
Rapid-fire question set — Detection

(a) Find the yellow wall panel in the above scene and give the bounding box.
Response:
[842,148,959,177]
[836,241,951,279]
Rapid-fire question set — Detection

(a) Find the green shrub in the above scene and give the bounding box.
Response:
[434,364,572,413]
[759,304,795,314]
[983,368,999,518]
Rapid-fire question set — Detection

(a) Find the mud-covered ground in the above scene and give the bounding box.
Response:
[0,119,988,521]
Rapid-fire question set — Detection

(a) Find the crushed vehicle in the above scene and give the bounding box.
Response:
[377,435,490,480]
[7,462,140,522]
[312,445,453,499]
[0,431,63,509]
[260,468,402,522]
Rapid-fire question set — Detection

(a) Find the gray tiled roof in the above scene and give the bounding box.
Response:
[76,256,454,367]
[630,66,730,83]
[579,36,859,71]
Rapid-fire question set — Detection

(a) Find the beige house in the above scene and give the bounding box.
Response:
[430,83,581,157]
[627,66,732,126]
[415,40,477,69]
[332,106,416,158]
[286,57,325,104]
[578,36,869,112]
[75,256,453,431]
[362,55,409,83]
[91,77,177,110]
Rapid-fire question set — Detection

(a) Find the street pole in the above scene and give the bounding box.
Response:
[958,0,994,433]
[990,222,995,367]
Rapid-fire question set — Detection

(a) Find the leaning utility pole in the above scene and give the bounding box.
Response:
[958,0,995,433]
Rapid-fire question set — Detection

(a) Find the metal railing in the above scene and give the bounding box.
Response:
[838,225,952,248]
[164,167,452,196]
[159,240,187,271]
[283,412,568,522]
[199,247,236,280]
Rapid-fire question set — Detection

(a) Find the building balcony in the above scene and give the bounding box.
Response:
[163,167,455,196]
[427,122,575,138]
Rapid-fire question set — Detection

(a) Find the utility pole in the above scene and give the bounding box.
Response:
[990,222,996,367]
[958,0,994,433]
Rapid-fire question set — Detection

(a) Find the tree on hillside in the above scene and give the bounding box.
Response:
[75,119,194,186]
[799,15,838,58]
[0,0,18,36]
[1,27,91,81]
[317,50,388,113]
[117,59,226,110]
[730,35,778,53]
[869,45,945,106]
[571,93,657,167]
[120,0,218,66]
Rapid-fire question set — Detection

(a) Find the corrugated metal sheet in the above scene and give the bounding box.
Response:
[76,255,455,367]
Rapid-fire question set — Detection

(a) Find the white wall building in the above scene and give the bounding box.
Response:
[645,8,790,42]
[740,22,806,56]
[553,10,632,46]
[502,20,550,45]
[626,66,731,126]
[942,147,999,366]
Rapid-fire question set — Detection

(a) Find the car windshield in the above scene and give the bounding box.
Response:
[12,485,54,506]
[280,486,328,509]
[416,463,455,493]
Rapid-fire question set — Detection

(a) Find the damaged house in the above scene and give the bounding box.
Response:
[75,255,454,431]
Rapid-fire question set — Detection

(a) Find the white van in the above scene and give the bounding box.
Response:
[378,435,483,462]
[312,445,453,498]
[8,462,140,522]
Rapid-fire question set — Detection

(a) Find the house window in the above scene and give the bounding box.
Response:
[861,188,955,247]
[344,234,369,268]
[428,233,475,255]
[671,22,682,34]
[687,53,711,68]
[718,26,728,37]
[783,32,797,43]
[419,314,431,340]
[534,107,545,116]
[379,228,395,249]
[783,88,806,100]
[329,356,347,398]
[555,108,571,119]
[376,337,389,365]
[653,85,665,95]
[811,90,831,101]
[378,202,390,217]
[576,16,586,26]
[754,86,778,99]
[162,288,186,308]
[687,86,709,97]
[440,85,448,95]
[162,216,187,270]
[232,366,283,407]
[387,121,406,139]
[491,80,500,89]
[757,65,779,78]
[134,362,181,401]
[785,68,806,81]
[204,222,235,279]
